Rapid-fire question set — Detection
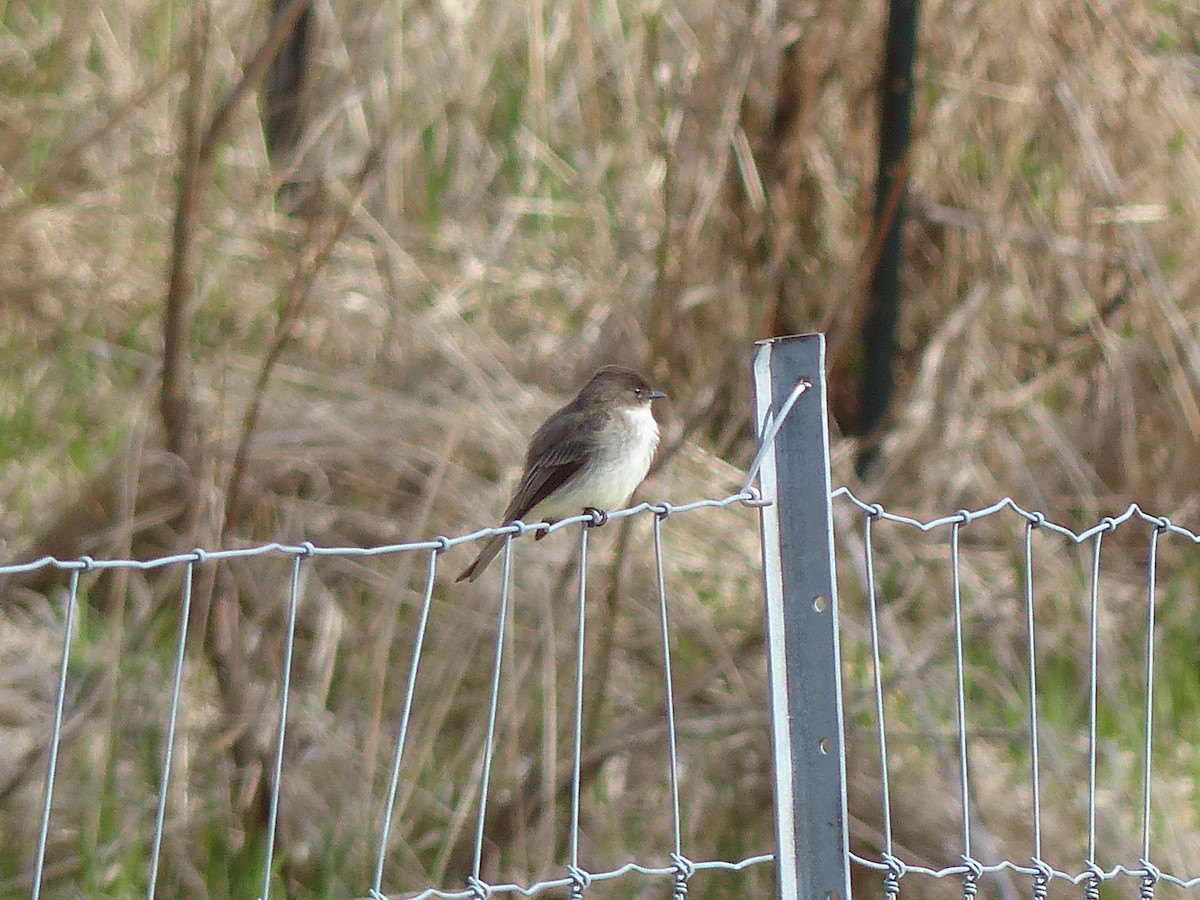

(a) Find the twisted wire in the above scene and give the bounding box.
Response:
[1139,860,1160,900]
[566,864,591,900]
[961,856,983,900]
[1030,858,1052,900]
[882,853,905,900]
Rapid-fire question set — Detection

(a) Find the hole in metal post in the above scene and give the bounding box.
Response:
[826,891,839,900]
[812,595,827,612]
[818,737,832,755]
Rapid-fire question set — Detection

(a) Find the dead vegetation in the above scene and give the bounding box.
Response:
[2,0,1200,897]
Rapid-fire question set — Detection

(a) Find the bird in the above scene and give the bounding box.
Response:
[456,365,667,582]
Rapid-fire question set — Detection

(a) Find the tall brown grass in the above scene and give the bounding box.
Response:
[2,0,1199,897]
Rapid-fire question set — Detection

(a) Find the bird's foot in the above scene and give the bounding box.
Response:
[584,507,608,528]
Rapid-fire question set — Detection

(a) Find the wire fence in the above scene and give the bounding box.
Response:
[13,486,1200,899]
[833,489,1200,899]
[4,492,775,900]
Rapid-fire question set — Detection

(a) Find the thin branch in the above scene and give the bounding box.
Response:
[159,1,210,465]
[222,143,383,531]
[159,0,318,468]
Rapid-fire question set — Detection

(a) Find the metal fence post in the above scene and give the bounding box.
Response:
[753,333,851,900]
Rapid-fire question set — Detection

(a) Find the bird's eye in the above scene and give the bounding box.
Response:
[634,387,644,398]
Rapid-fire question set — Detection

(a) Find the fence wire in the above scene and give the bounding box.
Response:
[4,491,773,900]
[11,473,1200,899]
[833,488,1200,898]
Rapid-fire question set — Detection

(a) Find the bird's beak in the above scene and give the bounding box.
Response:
[648,389,667,401]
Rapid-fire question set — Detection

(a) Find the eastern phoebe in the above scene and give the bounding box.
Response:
[456,365,667,583]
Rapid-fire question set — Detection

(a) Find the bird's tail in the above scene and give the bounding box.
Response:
[455,533,507,583]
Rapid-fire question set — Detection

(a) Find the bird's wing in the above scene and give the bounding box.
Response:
[501,407,604,522]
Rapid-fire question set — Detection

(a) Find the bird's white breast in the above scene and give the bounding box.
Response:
[531,404,660,521]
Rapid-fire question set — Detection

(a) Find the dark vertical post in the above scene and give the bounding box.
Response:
[263,0,315,207]
[753,333,851,900]
[858,0,921,478]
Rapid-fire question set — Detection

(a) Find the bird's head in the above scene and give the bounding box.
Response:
[578,365,667,409]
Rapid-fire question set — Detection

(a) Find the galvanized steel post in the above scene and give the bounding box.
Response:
[753,333,851,900]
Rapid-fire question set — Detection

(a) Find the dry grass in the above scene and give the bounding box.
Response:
[2,0,1200,897]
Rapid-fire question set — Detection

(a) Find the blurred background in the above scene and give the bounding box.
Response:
[2,0,1200,897]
